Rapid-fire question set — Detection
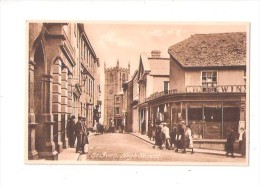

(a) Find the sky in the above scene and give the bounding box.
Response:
[83,22,248,122]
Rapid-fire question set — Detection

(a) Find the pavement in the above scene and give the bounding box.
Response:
[130,132,242,157]
[58,131,96,161]
[57,131,243,161]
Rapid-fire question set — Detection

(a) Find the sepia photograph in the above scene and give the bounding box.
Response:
[27,22,249,165]
[1,1,260,186]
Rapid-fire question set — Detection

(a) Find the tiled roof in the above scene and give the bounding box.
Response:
[168,32,246,67]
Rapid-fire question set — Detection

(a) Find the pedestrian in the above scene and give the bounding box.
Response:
[175,121,185,153]
[67,115,76,148]
[141,119,146,135]
[170,124,177,150]
[238,127,246,158]
[153,123,163,149]
[226,129,236,158]
[162,123,171,150]
[110,118,115,133]
[148,120,153,140]
[82,130,89,154]
[75,116,87,153]
[184,125,194,154]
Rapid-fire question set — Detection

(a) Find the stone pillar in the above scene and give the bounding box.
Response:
[145,107,149,135]
[67,75,73,115]
[52,60,63,153]
[61,67,68,148]
[28,60,38,160]
[38,75,58,160]
[240,96,246,129]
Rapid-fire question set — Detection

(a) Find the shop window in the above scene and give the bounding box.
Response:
[203,103,222,139]
[202,71,217,92]
[223,104,240,138]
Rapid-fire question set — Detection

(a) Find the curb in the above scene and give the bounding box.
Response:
[130,133,242,158]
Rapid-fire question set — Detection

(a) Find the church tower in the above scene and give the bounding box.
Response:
[103,60,130,126]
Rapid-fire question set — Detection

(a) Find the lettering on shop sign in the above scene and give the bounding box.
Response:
[186,85,246,93]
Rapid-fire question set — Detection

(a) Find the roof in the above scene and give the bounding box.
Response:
[168,32,246,68]
[149,58,170,76]
[140,53,150,72]
[139,53,170,76]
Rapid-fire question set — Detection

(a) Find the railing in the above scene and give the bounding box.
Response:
[145,89,177,102]
[144,85,246,102]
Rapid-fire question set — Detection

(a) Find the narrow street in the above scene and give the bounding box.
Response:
[78,133,245,163]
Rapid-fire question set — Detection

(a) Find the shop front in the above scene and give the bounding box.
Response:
[148,93,246,140]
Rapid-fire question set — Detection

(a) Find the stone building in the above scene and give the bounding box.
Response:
[103,61,130,127]
[28,23,100,160]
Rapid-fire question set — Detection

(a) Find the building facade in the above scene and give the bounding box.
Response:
[28,23,101,160]
[146,32,247,140]
[103,61,130,127]
[137,50,170,135]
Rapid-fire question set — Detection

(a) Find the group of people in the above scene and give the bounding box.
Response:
[108,117,125,133]
[67,115,89,154]
[225,127,246,158]
[151,120,194,154]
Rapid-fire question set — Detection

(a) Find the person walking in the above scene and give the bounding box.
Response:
[153,123,163,149]
[238,127,246,158]
[170,124,177,150]
[162,123,171,150]
[226,129,236,158]
[175,121,185,153]
[184,125,194,154]
[67,115,76,148]
[75,116,86,153]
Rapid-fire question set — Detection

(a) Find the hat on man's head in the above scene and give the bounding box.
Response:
[180,120,185,124]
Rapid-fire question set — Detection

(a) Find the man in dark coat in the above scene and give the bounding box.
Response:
[67,115,76,147]
[175,121,185,153]
[226,129,236,158]
[153,124,163,149]
[75,116,87,153]
[170,124,177,150]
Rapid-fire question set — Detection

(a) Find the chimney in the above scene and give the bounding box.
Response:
[151,50,161,58]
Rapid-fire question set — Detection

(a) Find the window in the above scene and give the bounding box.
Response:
[164,81,169,94]
[122,74,126,82]
[115,107,119,115]
[110,73,113,83]
[116,97,119,102]
[202,71,217,92]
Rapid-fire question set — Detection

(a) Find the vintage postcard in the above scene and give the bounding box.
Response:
[26,22,249,165]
